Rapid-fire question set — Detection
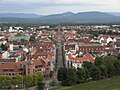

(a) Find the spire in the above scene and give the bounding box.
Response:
[58,25,61,31]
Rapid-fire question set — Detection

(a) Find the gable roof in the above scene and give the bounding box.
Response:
[67,52,94,63]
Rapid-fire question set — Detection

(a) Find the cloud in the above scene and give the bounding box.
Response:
[0,0,106,5]
[0,0,119,14]
[0,0,118,5]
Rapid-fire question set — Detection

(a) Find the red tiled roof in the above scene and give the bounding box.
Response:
[0,59,47,73]
[101,40,107,43]
[27,52,53,60]
[67,52,94,63]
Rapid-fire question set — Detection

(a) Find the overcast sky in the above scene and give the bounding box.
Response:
[0,0,120,15]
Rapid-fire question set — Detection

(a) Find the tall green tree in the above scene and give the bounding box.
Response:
[83,61,94,71]
[58,68,77,86]
[89,66,101,80]
[113,60,120,75]
[57,67,67,82]
[102,56,118,66]
[32,74,38,86]
[117,53,120,60]
[24,74,33,88]
[98,65,108,78]
[36,72,44,90]
[102,56,117,77]
[95,57,103,67]
[76,68,86,84]
[65,68,77,86]
[36,75,44,90]
[84,67,90,81]
[107,64,115,77]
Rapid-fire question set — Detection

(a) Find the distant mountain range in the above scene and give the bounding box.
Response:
[0,13,43,18]
[109,12,120,16]
[0,11,120,24]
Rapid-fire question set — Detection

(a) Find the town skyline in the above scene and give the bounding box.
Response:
[0,0,120,90]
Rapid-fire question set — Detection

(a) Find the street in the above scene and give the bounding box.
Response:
[44,30,64,90]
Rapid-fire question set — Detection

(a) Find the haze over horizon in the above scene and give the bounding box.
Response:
[0,0,120,15]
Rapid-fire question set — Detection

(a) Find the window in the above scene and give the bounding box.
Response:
[39,65,43,67]
[19,68,23,71]
[3,68,9,71]
[46,68,49,70]
[9,68,14,71]
[35,66,38,68]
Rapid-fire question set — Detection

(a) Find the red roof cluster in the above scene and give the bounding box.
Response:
[67,52,94,63]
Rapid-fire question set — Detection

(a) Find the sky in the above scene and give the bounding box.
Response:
[0,0,120,15]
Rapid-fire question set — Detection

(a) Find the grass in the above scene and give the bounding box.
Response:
[112,88,120,90]
[51,76,120,90]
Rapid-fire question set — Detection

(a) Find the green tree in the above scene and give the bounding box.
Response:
[84,67,90,81]
[102,56,117,77]
[76,68,86,84]
[113,60,120,75]
[83,61,94,71]
[57,68,67,82]
[0,75,12,89]
[36,72,44,90]
[117,53,120,60]
[29,35,35,42]
[102,56,118,66]
[1,43,8,51]
[94,33,98,37]
[95,57,103,67]
[58,68,77,86]
[89,66,101,80]
[32,74,38,86]
[24,74,33,88]
[107,64,115,77]
[36,76,44,90]
[14,74,23,88]
[66,68,77,86]
[98,65,108,78]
